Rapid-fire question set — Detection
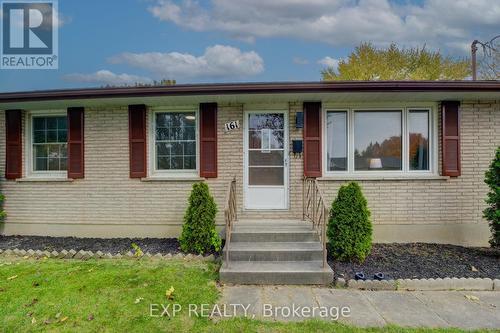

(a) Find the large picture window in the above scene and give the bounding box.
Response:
[325,108,433,175]
[354,111,402,171]
[32,115,68,172]
[154,111,197,172]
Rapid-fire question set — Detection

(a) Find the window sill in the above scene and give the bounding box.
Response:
[141,176,204,182]
[318,175,449,181]
[16,177,73,183]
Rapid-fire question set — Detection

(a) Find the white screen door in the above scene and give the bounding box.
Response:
[244,111,288,209]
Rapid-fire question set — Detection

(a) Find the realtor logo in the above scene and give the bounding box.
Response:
[1,0,58,69]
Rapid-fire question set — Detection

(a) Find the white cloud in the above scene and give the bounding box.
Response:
[108,44,264,79]
[63,70,152,86]
[148,0,500,54]
[0,5,68,28]
[318,56,340,70]
[293,57,309,65]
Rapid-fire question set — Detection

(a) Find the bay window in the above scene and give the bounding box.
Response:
[325,107,433,175]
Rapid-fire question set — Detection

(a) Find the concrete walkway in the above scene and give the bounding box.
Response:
[219,286,500,329]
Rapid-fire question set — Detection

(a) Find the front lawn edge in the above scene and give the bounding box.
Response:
[335,277,500,291]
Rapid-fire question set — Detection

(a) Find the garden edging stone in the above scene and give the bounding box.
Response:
[494,279,500,290]
[336,277,498,291]
[0,247,216,262]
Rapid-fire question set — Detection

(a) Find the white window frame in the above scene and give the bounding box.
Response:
[148,106,199,178]
[322,106,437,178]
[25,110,68,179]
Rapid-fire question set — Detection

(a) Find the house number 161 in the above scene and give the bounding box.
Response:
[224,120,240,132]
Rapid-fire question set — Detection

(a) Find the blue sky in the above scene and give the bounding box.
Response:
[0,0,498,92]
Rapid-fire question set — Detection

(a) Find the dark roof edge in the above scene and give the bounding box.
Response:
[0,81,499,103]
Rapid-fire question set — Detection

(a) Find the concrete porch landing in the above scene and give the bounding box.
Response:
[220,219,334,285]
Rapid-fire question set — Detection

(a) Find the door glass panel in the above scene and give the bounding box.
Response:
[249,167,284,185]
[261,129,271,150]
[270,130,284,149]
[249,130,261,149]
[249,114,284,130]
[247,113,286,187]
[249,151,284,166]
[248,129,284,149]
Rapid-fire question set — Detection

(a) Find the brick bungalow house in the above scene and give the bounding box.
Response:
[0,81,498,283]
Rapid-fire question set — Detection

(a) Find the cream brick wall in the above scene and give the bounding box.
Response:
[0,100,498,245]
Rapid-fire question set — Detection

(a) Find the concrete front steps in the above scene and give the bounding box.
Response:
[220,219,334,285]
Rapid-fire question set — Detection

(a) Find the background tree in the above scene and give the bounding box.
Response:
[322,43,470,81]
[102,79,176,88]
[479,49,499,80]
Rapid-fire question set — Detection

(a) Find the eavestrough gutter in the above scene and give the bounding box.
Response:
[0,80,499,103]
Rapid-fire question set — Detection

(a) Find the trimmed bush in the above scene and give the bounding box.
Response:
[179,182,221,255]
[0,194,5,222]
[327,182,372,262]
[484,146,500,248]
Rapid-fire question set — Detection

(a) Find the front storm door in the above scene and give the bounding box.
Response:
[244,111,288,209]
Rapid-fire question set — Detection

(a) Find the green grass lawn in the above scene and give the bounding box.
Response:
[0,256,493,333]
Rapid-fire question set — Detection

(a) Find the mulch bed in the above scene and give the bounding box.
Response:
[330,243,500,280]
[0,235,182,255]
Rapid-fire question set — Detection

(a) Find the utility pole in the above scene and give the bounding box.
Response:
[471,40,479,81]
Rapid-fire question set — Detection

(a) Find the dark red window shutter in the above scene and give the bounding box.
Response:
[5,110,22,179]
[303,102,322,177]
[128,104,147,178]
[441,101,461,177]
[67,107,85,179]
[200,103,217,178]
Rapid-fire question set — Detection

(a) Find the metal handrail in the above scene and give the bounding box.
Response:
[302,177,328,268]
[224,177,237,268]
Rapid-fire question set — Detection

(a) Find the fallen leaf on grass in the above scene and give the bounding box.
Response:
[31,317,36,324]
[55,312,61,319]
[465,295,480,302]
[88,268,94,273]
[88,314,94,321]
[134,297,144,304]
[60,316,68,323]
[165,286,175,300]
[7,275,18,280]
[24,298,38,307]
[44,319,51,325]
